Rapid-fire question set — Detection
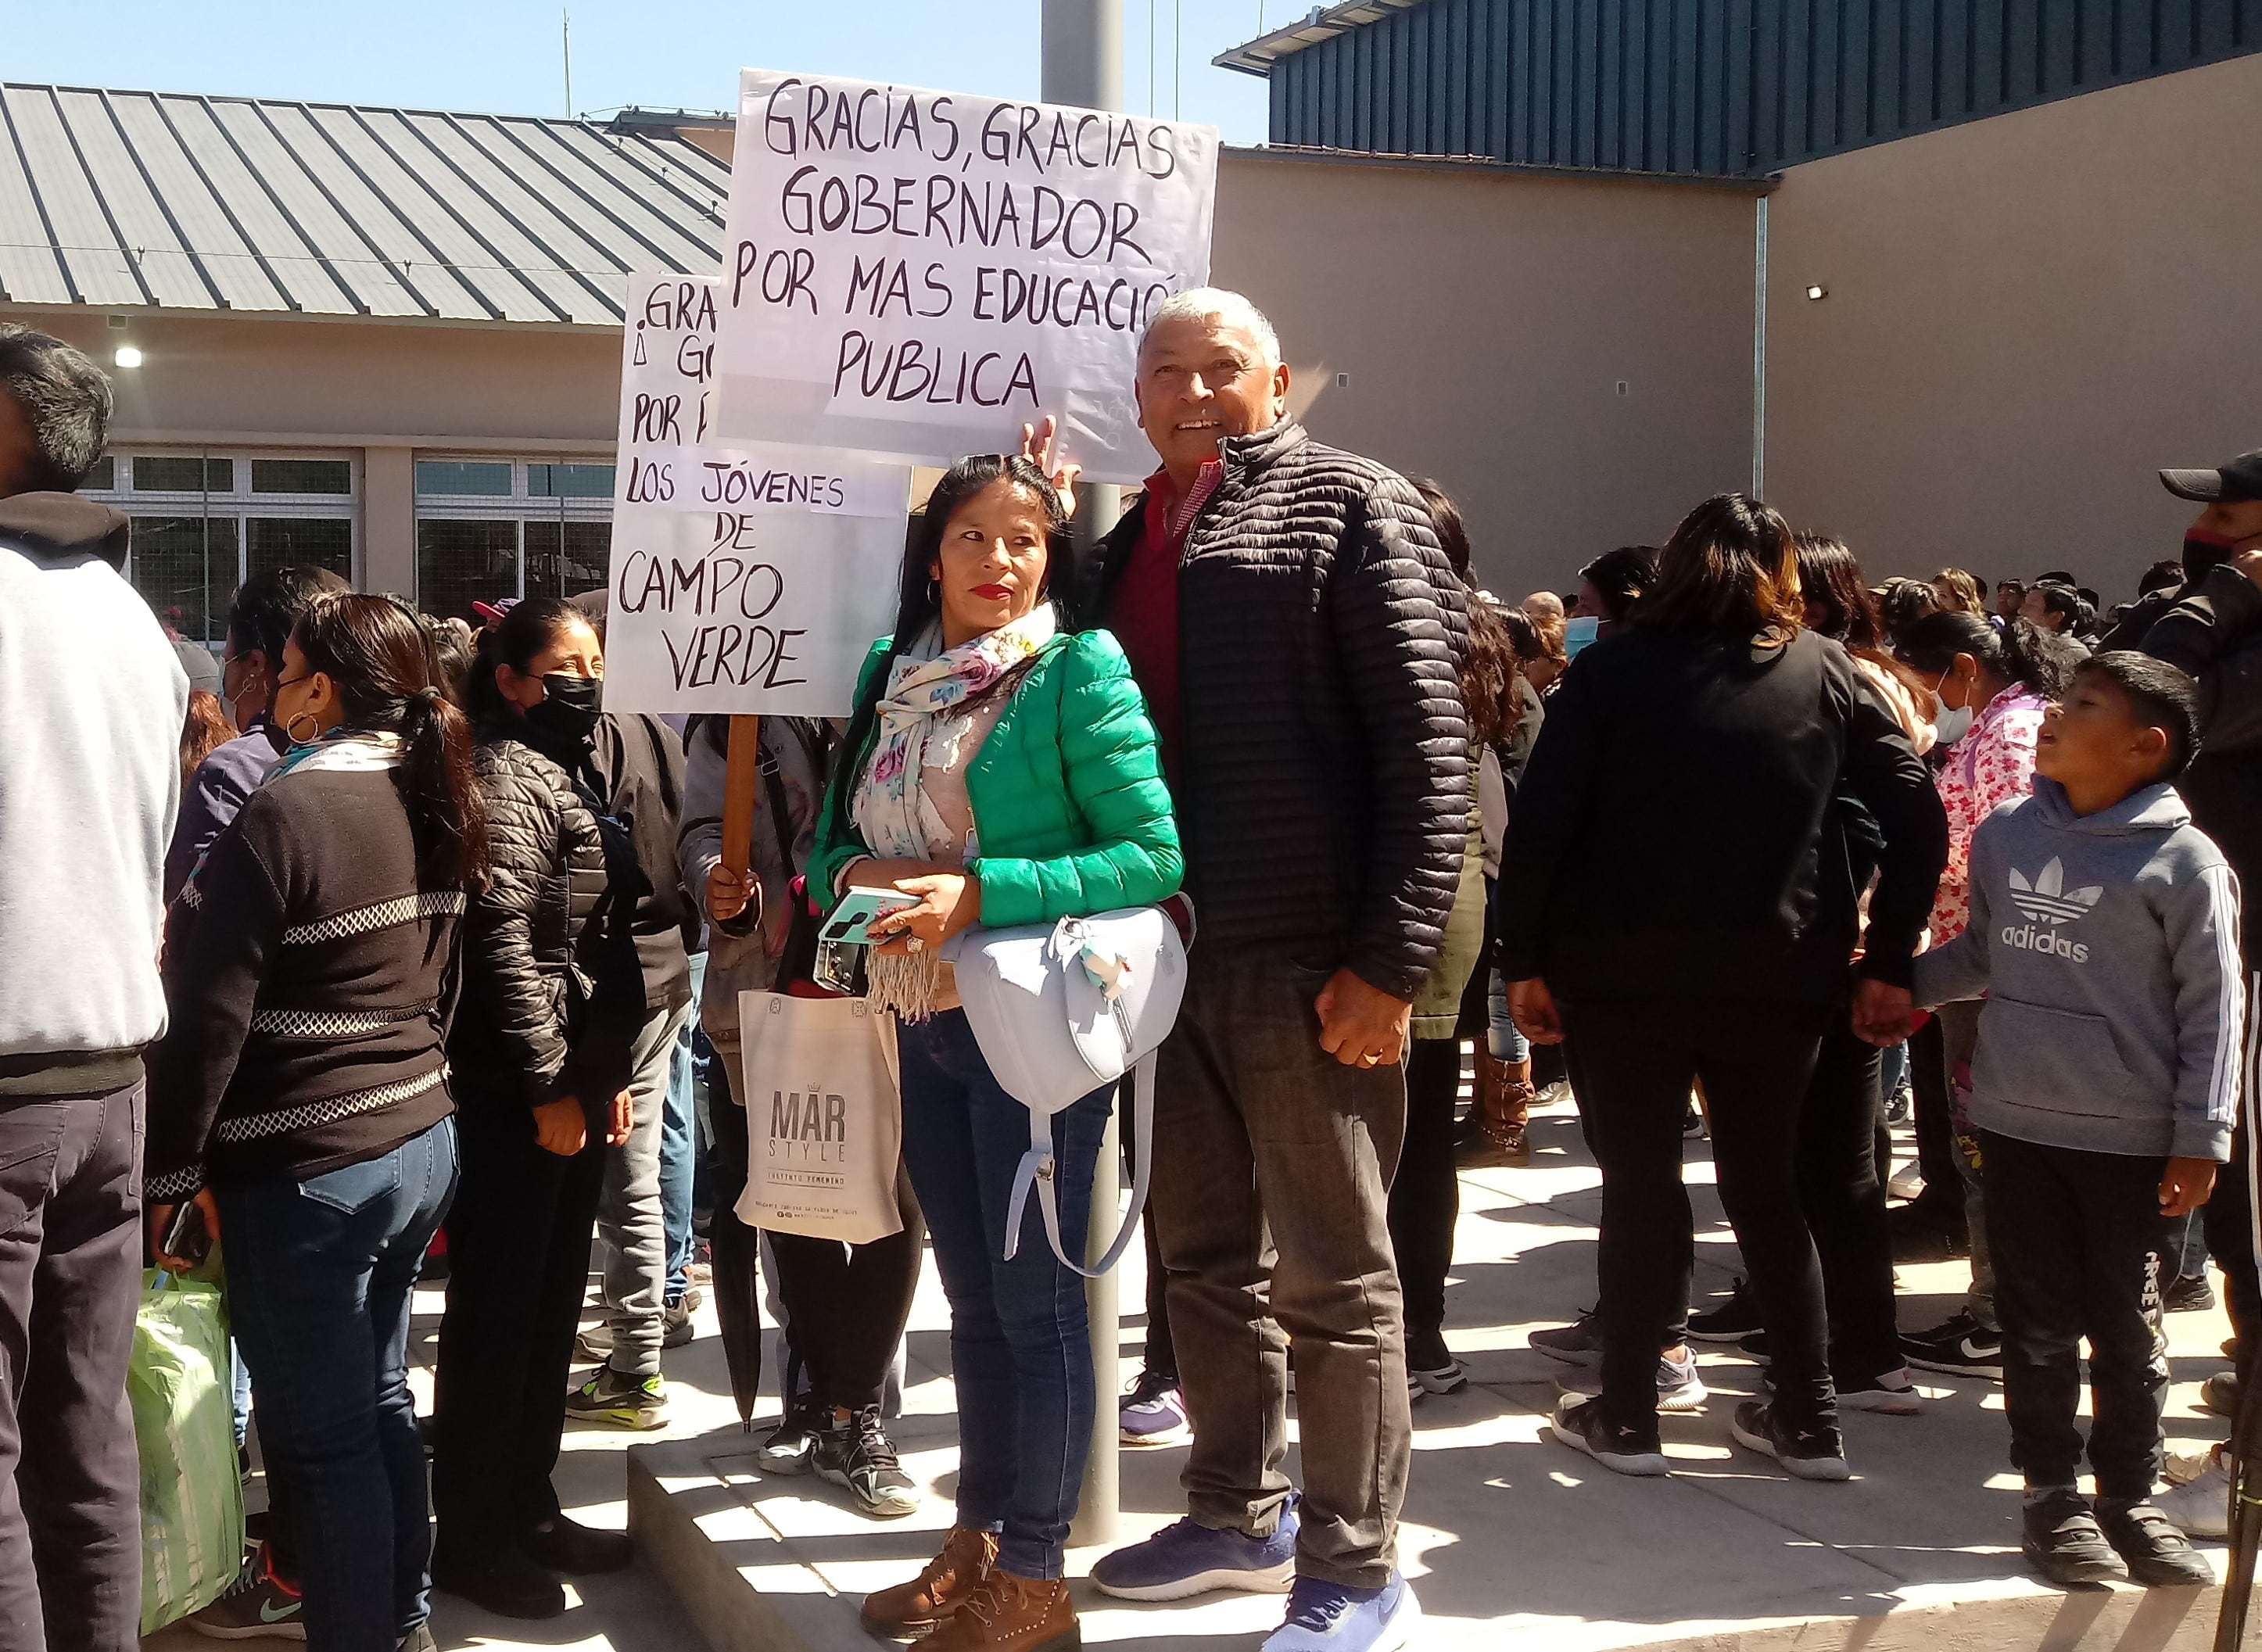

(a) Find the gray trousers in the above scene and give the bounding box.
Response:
[1938,999,1999,1331]
[596,1000,694,1377]
[1148,951,1411,1589]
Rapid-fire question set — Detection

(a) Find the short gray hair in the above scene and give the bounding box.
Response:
[0,324,111,493]
[1139,287,1281,371]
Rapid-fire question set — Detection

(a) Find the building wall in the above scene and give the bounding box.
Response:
[0,307,622,604]
[1763,49,2262,596]
[1213,149,1760,595]
[1265,0,2261,177]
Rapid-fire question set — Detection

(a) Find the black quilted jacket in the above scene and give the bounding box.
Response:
[1088,419,1470,1002]
[449,728,640,1110]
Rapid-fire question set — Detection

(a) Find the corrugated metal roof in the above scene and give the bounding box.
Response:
[0,84,731,324]
[1214,1,1427,76]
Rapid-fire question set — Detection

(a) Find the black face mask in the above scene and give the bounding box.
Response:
[2184,530,2240,586]
[525,672,603,743]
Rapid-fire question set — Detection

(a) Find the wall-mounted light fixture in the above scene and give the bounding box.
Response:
[113,346,143,368]
[1805,284,1829,301]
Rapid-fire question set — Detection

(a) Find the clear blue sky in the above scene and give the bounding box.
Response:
[8,1,1277,144]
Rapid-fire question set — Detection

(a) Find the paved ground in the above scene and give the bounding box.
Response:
[151,1084,2245,1650]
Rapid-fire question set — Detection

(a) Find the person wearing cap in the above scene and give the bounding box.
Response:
[2116,450,2262,1466]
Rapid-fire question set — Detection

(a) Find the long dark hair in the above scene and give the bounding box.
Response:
[1896,610,2082,701]
[1579,546,1659,625]
[826,456,1069,828]
[296,593,490,893]
[1635,493,1803,643]
[466,597,596,730]
[1411,478,1514,748]
[1792,534,1883,651]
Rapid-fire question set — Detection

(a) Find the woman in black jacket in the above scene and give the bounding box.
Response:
[1498,494,1946,1484]
[429,597,643,1620]
[149,593,486,1650]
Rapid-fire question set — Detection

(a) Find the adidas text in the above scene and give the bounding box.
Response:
[2000,921,2089,963]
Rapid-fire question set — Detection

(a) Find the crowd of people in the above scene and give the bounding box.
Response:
[2,282,2260,1652]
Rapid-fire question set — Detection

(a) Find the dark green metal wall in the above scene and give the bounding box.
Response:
[1267,0,2258,175]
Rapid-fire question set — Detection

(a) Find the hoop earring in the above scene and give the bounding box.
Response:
[925,579,940,607]
[285,711,322,744]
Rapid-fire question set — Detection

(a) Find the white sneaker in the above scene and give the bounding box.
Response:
[2157,1450,2232,1540]
[1835,1369,1923,1416]
[1887,1162,1925,1202]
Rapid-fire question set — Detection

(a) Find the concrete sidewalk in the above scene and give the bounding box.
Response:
[150,1087,2242,1650]
[629,1091,2241,1652]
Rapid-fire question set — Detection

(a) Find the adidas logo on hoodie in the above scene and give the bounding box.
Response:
[2000,857,2103,962]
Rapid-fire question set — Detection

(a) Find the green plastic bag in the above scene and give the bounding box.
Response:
[130,1267,244,1633]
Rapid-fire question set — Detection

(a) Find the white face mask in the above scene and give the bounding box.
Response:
[1930,668,1973,745]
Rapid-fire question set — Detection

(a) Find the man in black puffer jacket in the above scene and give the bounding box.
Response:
[1085,288,1465,1645]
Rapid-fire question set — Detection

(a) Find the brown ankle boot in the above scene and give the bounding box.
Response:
[924,1567,1079,1652]
[1457,1056,1533,1169]
[861,1525,998,1639]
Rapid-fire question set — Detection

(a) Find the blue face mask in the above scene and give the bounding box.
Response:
[1564,615,1601,658]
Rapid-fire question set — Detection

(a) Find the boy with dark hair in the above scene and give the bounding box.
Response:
[1902,651,2239,1586]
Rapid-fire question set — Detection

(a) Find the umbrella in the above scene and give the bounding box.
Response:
[710,1205,765,1431]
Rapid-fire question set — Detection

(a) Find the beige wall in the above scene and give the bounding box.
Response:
[1764,51,2262,600]
[1214,150,1761,597]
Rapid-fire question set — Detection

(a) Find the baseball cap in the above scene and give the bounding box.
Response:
[2160,449,2262,503]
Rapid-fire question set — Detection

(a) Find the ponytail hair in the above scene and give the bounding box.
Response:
[293,593,491,894]
[1895,610,2083,701]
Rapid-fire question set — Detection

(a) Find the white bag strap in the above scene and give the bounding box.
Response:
[1001,1048,1156,1279]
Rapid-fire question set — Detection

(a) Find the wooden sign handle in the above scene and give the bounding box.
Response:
[720,715,763,879]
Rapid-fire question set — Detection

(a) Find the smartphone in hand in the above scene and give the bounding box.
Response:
[822,886,919,947]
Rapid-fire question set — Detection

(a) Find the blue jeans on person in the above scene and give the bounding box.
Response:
[896,1009,1111,1580]
[1486,967,1529,1063]
[662,953,705,1304]
[217,1118,459,1650]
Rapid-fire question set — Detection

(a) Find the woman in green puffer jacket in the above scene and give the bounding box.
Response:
[812,447,1179,1652]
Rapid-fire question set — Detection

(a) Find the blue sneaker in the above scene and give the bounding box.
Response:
[1262,1573,1421,1652]
[1092,1502,1299,1601]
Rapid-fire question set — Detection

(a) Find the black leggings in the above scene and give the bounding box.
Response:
[1795,1027,1898,1379]
[708,1054,924,1410]
[1561,999,1831,1428]
[1387,1040,1463,1341]
[1905,1014,1966,1227]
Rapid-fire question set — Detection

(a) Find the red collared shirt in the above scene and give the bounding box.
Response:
[1106,459,1221,784]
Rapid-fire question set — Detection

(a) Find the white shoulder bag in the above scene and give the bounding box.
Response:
[941,905,1188,1276]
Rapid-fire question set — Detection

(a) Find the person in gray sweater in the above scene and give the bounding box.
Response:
[1892,651,2240,1592]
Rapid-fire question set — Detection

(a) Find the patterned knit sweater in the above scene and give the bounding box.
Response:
[145,764,462,1199]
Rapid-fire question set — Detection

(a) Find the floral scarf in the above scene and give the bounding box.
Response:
[851,604,1056,862]
[850,604,1056,1018]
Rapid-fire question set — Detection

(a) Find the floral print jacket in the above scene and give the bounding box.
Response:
[1930,684,2049,943]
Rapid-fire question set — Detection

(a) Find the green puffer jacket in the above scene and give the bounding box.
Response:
[812,628,1183,926]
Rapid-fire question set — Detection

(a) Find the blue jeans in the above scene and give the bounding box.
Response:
[218,1119,458,1650]
[896,1010,1111,1579]
[1486,967,1529,1063]
[662,954,705,1303]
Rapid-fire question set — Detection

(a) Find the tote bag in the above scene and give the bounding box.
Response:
[131,1268,244,1633]
[733,991,904,1244]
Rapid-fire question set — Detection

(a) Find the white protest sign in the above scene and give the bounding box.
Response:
[606,274,909,716]
[711,69,1217,485]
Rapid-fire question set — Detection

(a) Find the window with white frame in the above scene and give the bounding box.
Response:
[414,458,614,623]
[88,451,360,644]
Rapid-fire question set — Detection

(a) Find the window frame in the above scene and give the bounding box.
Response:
[90,448,363,643]
[412,455,613,617]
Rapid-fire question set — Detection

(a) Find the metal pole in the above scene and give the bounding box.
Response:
[1043,0,1127,1551]
[1751,195,1768,500]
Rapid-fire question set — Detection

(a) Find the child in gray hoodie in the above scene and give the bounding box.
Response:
[1910,651,2240,1590]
